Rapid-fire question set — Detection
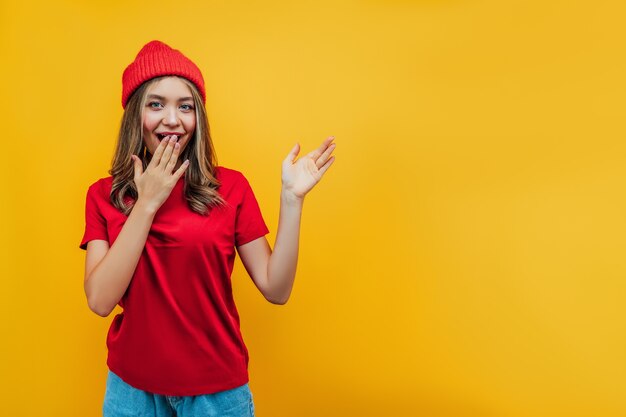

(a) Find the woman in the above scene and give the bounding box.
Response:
[79,40,335,417]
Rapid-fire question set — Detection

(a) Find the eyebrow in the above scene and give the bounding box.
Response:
[147,94,193,101]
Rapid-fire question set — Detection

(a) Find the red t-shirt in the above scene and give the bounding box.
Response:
[79,166,269,396]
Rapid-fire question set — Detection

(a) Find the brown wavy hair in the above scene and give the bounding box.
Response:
[108,76,227,216]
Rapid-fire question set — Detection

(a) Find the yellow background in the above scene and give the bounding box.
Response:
[1,0,625,416]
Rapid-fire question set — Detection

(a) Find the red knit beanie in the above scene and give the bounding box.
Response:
[121,40,206,109]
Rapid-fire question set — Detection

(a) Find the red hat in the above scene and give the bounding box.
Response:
[121,40,206,108]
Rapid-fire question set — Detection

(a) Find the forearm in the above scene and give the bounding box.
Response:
[266,189,304,304]
[85,201,157,316]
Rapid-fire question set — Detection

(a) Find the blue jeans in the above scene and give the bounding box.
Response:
[103,370,255,417]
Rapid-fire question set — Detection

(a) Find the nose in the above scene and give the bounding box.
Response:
[162,106,180,126]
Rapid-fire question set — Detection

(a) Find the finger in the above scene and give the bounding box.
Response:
[165,141,182,173]
[306,136,335,160]
[284,143,300,164]
[157,135,178,170]
[149,136,171,168]
[315,142,336,169]
[132,155,143,181]
[317,155,335,177]
[173,158,191,179]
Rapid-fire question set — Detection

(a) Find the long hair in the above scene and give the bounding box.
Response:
[108,76,227,216]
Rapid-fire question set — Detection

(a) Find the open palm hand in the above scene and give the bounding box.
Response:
[281,136,336,199]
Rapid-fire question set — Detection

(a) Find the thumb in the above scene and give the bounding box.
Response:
[285,143,300,164]
[131,155,143,180]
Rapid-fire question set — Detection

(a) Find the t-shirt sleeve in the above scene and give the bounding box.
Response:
[79,182,109,250]
[235,174,270,247]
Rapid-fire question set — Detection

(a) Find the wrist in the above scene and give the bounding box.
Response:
[281,188,304,205]
[133,199,159,216]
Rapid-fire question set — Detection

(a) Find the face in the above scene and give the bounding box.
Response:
[142,76,197,159]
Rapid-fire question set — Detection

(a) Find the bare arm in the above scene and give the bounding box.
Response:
[237,136,336,305]
[237,191,303,305]
[83,135,188,317]
[84,202,157,317]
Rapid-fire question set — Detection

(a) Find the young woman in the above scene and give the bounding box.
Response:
[79,40,335,417]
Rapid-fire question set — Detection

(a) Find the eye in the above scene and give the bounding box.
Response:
[180,103,194,111]
[148,101,163,109]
